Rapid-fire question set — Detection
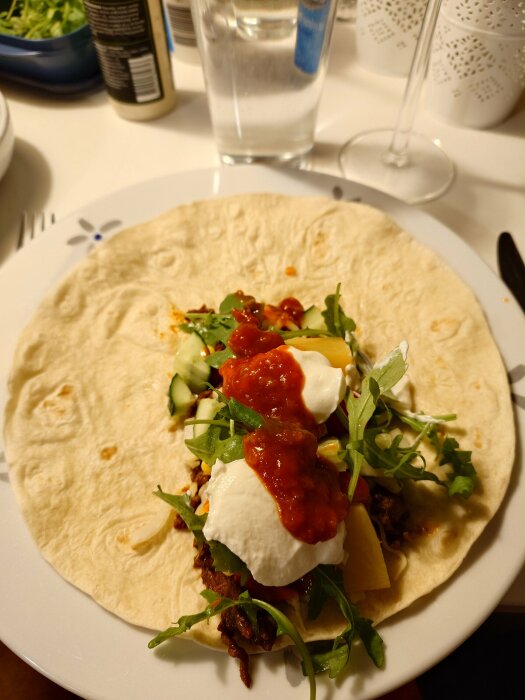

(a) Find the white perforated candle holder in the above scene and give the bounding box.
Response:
[426,0,525,128]
[355,0,428,75]
[441,0,525,34]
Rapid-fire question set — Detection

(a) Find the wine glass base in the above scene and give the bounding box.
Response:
[339,129,455,205]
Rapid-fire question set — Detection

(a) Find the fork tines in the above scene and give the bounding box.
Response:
[17,211,56,250]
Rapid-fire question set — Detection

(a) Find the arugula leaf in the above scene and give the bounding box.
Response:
[307,641,350,678]
[392,415,478,498]
[154,487,249,579]
[205,347,234,368]
[179,291,253,349]
[148,590,241,647]
[184,395,262,466]
[212,388,266,427]
[321,284,356,339]
[362,430,444,485]
[280,328,334,339]
[219,293,246,314]
[154,489,206,537]
[361,407,478,497]
[394,408,457,429]
[305,566,384,679]
[355,615,385,669]
[184,424,222,463]
[250,596,316,700]
[439,436,478,498]
[207,541,250,583]
[149,590,317,700]
[345,344,408,499]
[184,426,244,466]
[216,433,245,463]
[180,312,237,348]
[227,397,264,429]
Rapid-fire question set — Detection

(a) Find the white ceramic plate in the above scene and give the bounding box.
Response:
[1,166,524,700]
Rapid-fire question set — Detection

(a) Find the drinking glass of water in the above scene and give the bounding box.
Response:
[190,0,339,167]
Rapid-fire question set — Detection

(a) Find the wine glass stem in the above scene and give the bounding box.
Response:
[385,0,443,167]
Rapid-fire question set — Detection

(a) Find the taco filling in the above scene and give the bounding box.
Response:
[149,286,479,694]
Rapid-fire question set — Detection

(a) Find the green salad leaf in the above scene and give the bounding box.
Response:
[207,540,249,581]
[363,432,441,484]
[149,589,317,700]
[180,311,237,348]
[0,0,86,38]
[345,344,408,499]
[154,487,249,580]
[183,421,245,466]
[148,589,243,647]
[321,283,356,340]
[280,327,334,339]
[184,394,264,466]
[219,293,247,314]
[178,293,250,367]
[389,413,478,498]
[178,291,249,352]
[205,347,234,368]
[435,434,478,498]
[154,489,206,538]
[226,396,264,429]
[306,565,384,677]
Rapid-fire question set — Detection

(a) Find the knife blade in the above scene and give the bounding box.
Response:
[497,232,525,314]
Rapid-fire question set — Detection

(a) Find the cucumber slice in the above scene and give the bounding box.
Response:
[193,396,221,438]
[301,305,327,331]
[173,332,210,393]
[168,374,195,419]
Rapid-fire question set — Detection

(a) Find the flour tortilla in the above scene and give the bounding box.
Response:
[3,194,514,648]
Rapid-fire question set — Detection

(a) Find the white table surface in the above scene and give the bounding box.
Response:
[0,20,524,608]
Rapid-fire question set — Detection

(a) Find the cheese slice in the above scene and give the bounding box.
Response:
[343,504,390,592]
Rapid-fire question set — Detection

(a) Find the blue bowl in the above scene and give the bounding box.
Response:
[0,7,101,93]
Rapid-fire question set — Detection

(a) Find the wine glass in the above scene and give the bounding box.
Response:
[339,0,454,205]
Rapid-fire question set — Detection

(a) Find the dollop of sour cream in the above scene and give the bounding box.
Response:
[286,346,346,424]
[202,458,346,587]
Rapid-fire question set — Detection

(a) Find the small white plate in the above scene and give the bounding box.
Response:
[0,166,524,700]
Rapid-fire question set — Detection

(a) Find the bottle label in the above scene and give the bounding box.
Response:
[84,0,164,104]
[294,0,331,76]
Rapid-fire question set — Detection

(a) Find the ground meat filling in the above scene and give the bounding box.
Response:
[191,464,210,491]
[174,464,210,529]
[194,543,278,687]
[370,484,423,548]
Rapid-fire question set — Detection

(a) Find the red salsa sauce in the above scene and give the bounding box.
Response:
[228,323,284,359]
[220,303,348,544]
[243,425,348,544]
[220,343,317,432]
[229,292,304,330]
[263,297,304,329]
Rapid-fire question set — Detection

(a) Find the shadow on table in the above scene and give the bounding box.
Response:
[0,138,51,265]
[417,612,525,698]
[0,640,81,699]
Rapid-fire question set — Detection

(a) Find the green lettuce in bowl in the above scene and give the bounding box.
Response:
[0,0,87,39]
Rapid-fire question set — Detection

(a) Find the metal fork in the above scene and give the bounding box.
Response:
[17,211,56,250]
